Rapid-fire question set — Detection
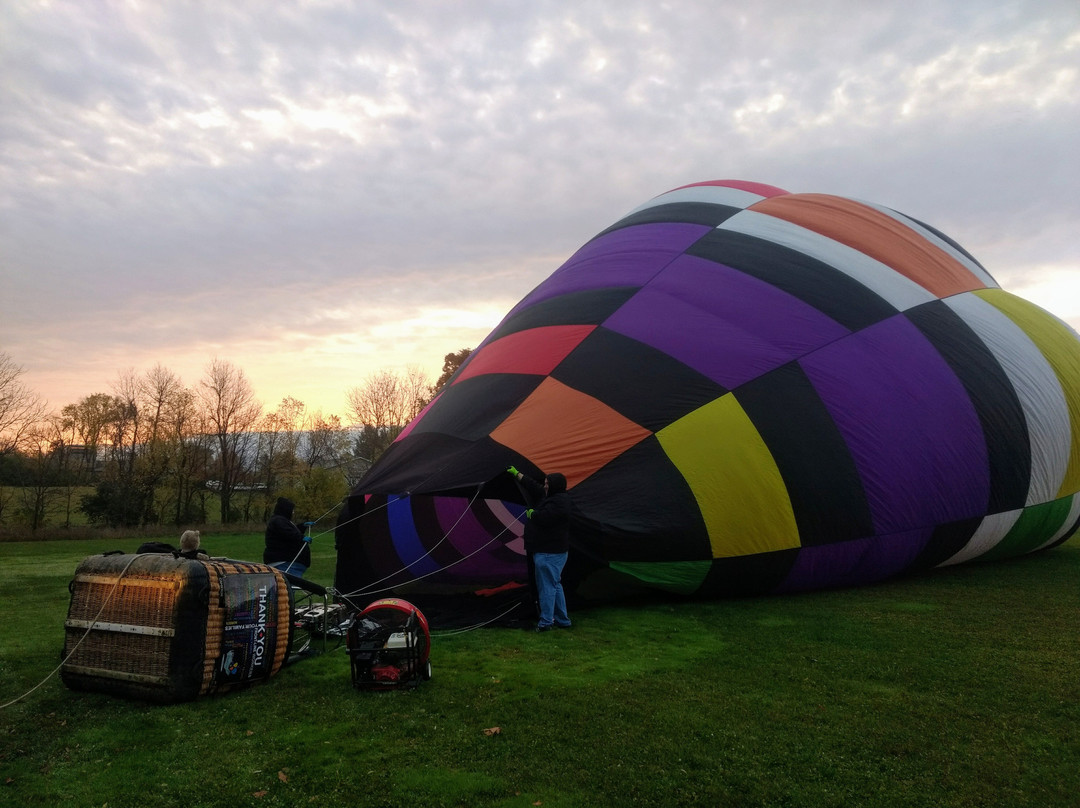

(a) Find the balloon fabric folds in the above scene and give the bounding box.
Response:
[335,180,1080,602]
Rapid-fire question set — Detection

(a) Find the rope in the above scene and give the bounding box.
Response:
[339,518,518,599]
[308,492,403,540]
[337,485,486,597]
[276,492,404,568]
[0,553,142,711]
[309,498,347,530]
[299,470,524,617]
[430,600,524,636]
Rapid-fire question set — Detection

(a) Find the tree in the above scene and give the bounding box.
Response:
[302,411,350,471]
[100,370,149,523]
[291,465,348,526]
[63,371,205,528]
[44,411,82,528]
[135,365,189,524]
[346,366,431,462]
[0,351,46,456]
[199,358,262,523]
[256,397,305,513]
[17,419,65,532]
[167,390,212,525]
[432,348,472,394]
[60,393,117,476]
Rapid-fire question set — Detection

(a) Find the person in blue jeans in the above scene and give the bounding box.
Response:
[507,466,572,632]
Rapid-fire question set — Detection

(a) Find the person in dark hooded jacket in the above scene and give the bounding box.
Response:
[507,466,572,631]
[264,496,310,577]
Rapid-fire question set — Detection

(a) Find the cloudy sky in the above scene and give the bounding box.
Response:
[3,0,1078,419]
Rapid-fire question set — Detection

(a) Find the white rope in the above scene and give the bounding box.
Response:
[308,492,403,540]
[307,497,347,533]
[338,485,487,597]
[430,600,524,636]
[277,493,405,569]
[0,553,142,711]
[340,518,519,599]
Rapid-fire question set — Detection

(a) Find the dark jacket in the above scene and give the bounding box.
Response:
[263,497,311,567]
[518,473,571,555]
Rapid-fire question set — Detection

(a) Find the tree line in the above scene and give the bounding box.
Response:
[0,348,471,534]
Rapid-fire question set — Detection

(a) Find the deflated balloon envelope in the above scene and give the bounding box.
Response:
[335,180,1080,601]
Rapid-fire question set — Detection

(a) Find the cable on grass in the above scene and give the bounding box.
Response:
[0,553,142,710]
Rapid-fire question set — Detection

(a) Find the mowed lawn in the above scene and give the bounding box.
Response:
[1,533,1078,807]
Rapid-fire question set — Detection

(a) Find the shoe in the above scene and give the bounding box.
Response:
[535,624,553,632]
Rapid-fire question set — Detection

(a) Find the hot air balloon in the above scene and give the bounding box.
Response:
[335,180,1080,605]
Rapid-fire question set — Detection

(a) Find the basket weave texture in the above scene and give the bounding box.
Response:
[62,554,291,702]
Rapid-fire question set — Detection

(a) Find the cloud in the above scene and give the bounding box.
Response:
[3,0,1079,415]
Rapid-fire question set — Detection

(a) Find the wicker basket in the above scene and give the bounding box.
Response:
[62,553,293,703]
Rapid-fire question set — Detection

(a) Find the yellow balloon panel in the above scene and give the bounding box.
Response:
[657,393,800,558]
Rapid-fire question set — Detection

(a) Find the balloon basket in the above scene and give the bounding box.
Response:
[61,554,293,703]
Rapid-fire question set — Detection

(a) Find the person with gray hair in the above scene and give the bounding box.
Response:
[178,530,208,559]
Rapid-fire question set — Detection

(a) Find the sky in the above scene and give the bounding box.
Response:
[2,0,1079,421]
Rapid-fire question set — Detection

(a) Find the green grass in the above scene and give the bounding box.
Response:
[1,534,1078,807]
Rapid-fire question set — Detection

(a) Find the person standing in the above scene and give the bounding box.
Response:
[507,466,572,631]
[264,496,311,578]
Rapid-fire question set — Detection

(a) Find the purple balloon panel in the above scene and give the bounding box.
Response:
[605,254,850,389]
[779,527,933,592]
[800,314,990,534]
[509,223,713,314]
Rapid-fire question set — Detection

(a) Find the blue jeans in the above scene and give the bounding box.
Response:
[268,561,307,579]
[533,552,570,628]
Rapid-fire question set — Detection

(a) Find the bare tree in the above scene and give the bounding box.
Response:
[199,358,262,523]
[0,351,47,455]
[135,365,189,524]
[166,386,211,525]
[346,365,431,462]
[44,411,81,528]
[303,411,350,470]
[111,370,142,478]
[256,396,305,516]
[16,419,63,532]
[140,365,184,443]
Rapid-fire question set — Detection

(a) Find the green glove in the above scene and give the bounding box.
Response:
[506,465,520,476]
[525,508,534,519]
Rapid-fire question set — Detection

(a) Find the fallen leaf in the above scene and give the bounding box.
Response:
[482,727,501,736]
[252,791,268,798]
[278,771,288,783]
[246,730,255,736]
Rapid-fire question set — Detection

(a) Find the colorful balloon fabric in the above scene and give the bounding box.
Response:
[335,180,1080,601]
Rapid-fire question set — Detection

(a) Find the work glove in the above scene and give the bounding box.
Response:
[506,465,520,476]
[525,508,534,519]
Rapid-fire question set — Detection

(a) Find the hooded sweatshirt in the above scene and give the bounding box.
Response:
[263,497,311,568]
[519,473,571,555]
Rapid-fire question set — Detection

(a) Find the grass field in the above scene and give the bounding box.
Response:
[1,533,1078,807]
